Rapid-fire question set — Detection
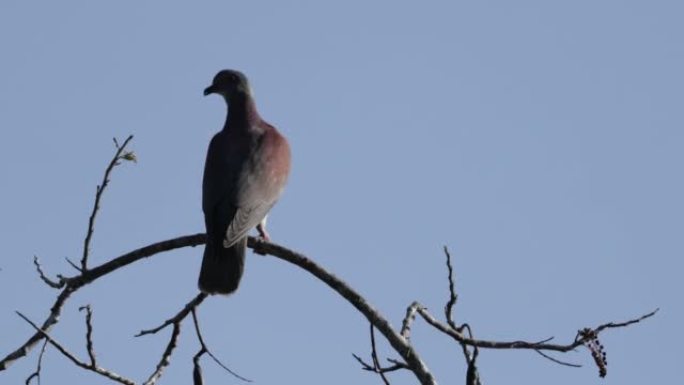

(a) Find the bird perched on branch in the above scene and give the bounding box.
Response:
[199,70,291,295]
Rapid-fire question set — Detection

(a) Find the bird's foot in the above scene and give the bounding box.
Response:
[256,223,271,242]
[253,223,271,255]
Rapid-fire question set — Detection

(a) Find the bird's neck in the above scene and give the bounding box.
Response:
[225,92,261,131]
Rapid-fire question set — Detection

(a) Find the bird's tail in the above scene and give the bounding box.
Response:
[198,236,247,295]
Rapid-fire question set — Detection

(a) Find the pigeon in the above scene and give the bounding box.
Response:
[199,69,291,295]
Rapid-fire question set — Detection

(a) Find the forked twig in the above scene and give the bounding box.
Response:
[80,135,135,271]
[190,308,252,383]
[24,339,48,385]
[16,312,134,385]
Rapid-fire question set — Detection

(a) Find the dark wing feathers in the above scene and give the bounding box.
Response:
[203,126,288,247]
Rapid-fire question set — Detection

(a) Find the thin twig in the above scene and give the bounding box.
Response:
[32,256,64,289]
[386,358,410,369]
[136,293,207,337]
[535,350,582,368]
[595,309,659,333]
[78,305,96,366]
[353,355,406,374]
[370,325,392,385]
[142,323,180,385]
[64,258,81,272]
[460,324,481,385]
[16,312,134,385]
[191,309,252,382]
[25,338,48,385]
[138,294,208,385]
[443,246,458,329]
[80,135,134,271]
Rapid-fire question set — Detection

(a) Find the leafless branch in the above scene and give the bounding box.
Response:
[249,238,437,385]
[353,354,407,375]
[65,257,81,272]
[32,256,64,289]
[142,323,180,385]
[371,325,393,385]
[78,305,97,366]
[534,350,581,368]
[466,355,481,385]
[594,309,659,333]
[1,287,75,370]
[3,233,657,383]
[415,306,657,352]
[0,233,207,371]
[442,246,458,329]
[401,302,421,340]
[24,339,48,385]
[16,312,134,385]
[132,294,207,385]
[136,293,207,337]
[80,135,135,271]
[1,141,659,383]
[353,324,400,384]
[459,324,481,385]
[190,308,252,383]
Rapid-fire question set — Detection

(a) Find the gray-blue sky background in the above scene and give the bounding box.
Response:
[1,1,680,384]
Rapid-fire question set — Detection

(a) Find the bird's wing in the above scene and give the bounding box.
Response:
[204,125,290,248]
[223,127,290,247]
[203,132,247,243]
[223,200,275,247]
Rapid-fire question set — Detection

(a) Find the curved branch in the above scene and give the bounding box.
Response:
[247,238,437,385]
[2,233,657,384]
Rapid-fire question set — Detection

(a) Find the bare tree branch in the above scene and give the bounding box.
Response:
[16,312,135,385]
[353,324,403,384]
[24,338,48,385]
[1,288,75,370]
[370,325,392,385]
[78,305,97,366]
[401,302,421,340]
[534,350,581,368]
[460,324,481,385]
[81,135,135,271]
[3,232,658,383]
[415,306,658,353]
[142,323,180,385]
[249,238,438,385]
[0,234,207,371]
[414,295,655,379]
[0,138,659,383]
[442,246,458,330]
[136,293,207,337]
[190,308,252,383]
[32,256,64,289]
[353,354,407,375]
[594,310,659,333]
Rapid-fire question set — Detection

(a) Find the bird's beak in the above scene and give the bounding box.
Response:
[203,85,216,96]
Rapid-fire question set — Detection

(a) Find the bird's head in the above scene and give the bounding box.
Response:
[203,69,251,99]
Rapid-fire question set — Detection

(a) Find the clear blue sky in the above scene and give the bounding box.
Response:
[1,1,680,384]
